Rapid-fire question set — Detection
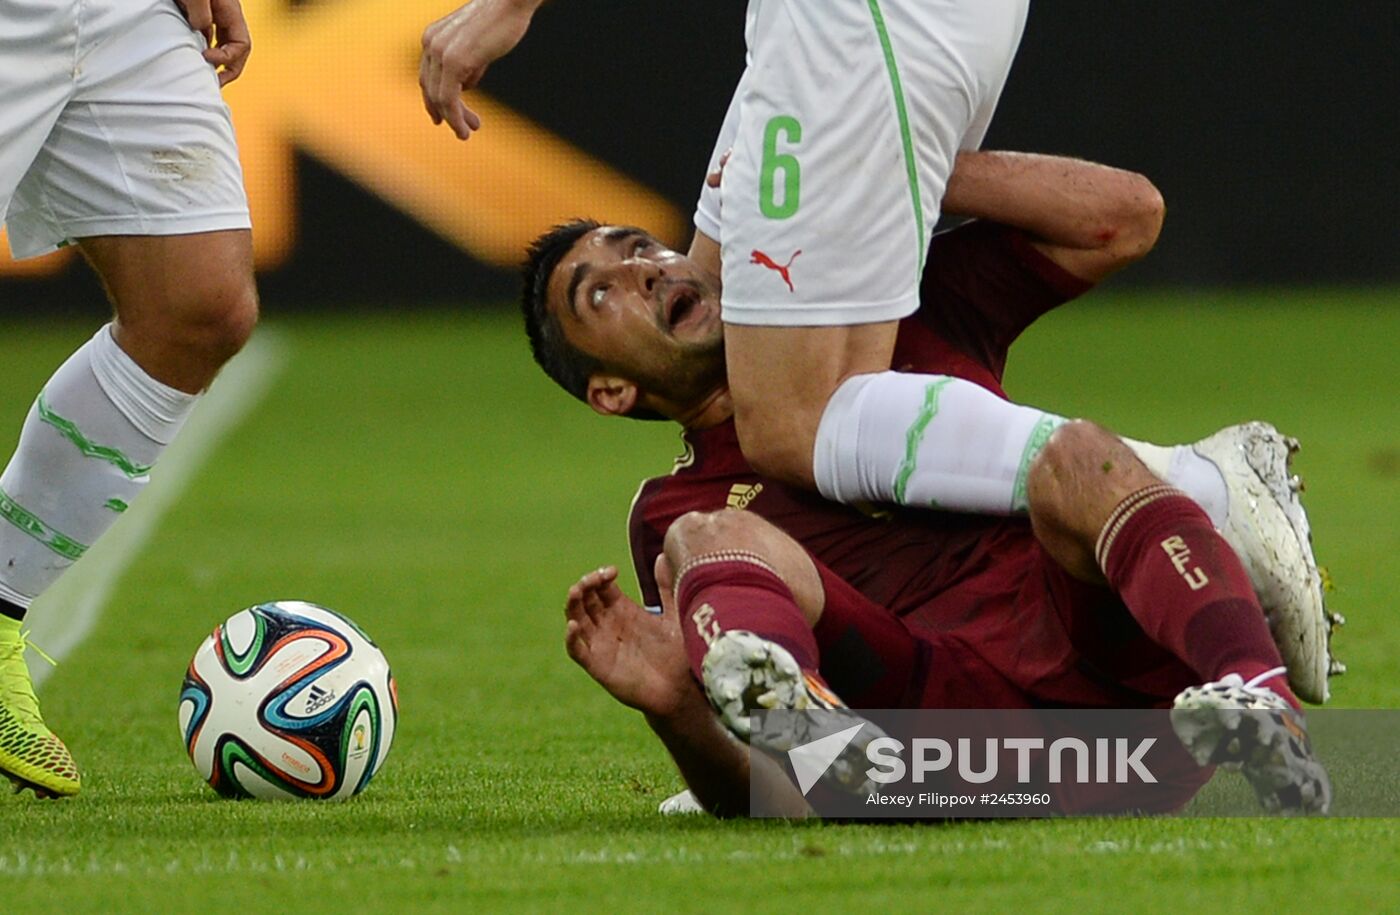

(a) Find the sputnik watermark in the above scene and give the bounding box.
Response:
[865,736,1157,786]
[749,709,1400,818]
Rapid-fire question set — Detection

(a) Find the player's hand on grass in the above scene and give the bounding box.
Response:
[177,0,252,86]
[420,0,539,140]
[564,565,692,719]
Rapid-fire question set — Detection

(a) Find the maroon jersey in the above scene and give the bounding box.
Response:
[628,221,1194,707]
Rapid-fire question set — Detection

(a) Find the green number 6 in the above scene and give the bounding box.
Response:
[759,116,802,219]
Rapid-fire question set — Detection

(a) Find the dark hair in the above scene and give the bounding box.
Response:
[521,219,603,404]
[520,219,667,421]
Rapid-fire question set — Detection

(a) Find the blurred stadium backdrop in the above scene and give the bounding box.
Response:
[2,1,1396,311]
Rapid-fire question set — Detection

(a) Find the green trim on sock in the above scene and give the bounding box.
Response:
[0,487,88,562]
[892,378,954,505]
[37,392,153,479]
[1011,415,1066,513]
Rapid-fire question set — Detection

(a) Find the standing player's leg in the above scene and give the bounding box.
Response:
[0,235,255,608]
[0,0,255,797]
[0,0,91,800]
[0,232,256,798]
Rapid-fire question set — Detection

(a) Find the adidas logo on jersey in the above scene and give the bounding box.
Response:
[727,483,764,510]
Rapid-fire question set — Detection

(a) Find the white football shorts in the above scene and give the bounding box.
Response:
[0,0,250,260]
[697,0,1028,326]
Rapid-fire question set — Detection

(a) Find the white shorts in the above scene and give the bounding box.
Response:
[0,0,250,260]
[698,0,1028,327]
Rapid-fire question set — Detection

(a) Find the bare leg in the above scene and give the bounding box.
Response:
[0,228,257,798]
[80,229,258,393]
[1026,420,1158,582]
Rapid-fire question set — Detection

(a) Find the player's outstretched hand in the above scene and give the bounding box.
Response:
[420,0,539,140]
[177,0,252,86]
[564,565,691,718]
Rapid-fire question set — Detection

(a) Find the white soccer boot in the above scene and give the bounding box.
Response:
[1171,669,1331,814]
[1191,422,1342,703]
[658,789,706,815]
[700,630,885,796]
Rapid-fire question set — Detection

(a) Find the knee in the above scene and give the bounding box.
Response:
[182,275,260,366]
[135,273,259,370]
[662,509,824,621]
[1025,421,1112,580]
[663,509,771,567]
[1027,420,1122,522]
[1026,420,1163,580]
[1029,421,1096,507]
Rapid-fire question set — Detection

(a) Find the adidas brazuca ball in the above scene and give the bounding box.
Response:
[179,601,398,800]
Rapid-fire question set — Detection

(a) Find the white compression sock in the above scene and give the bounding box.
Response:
[1120,438,1229,528]
[813,371,1065,515]
[0,325,198,608]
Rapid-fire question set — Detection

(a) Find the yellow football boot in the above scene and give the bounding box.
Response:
[0,618,80,797]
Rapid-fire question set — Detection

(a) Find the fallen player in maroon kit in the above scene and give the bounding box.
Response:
[522,151,1331,816]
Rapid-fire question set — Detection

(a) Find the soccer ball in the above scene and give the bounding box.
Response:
[178,601,398,800]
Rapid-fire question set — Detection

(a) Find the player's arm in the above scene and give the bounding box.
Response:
[686,143,729,282]
[420,0,547,139]
[687,231,721,285]
[564,566,810,818]
[942,151,1165,283]
[646,695,811,819]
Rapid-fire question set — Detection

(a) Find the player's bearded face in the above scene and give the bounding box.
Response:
[552,227,726,404]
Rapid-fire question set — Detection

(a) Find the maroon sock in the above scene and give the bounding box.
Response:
[1097,486,1300,708]
[674,554,821,684]
[811,563,924,708]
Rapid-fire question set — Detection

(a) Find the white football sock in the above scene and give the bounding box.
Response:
[1120,438,1229,528]
[0,324,198,608]
[813,371,1065,515]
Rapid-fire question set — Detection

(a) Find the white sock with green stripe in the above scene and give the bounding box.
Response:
[813,371,1064,514]
[0,324,198,610]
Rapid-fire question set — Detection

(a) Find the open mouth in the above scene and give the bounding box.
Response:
[664,286,702,332]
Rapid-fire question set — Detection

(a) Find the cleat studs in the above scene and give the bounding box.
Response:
[1328,612,1346,629]
[1289,475,1305,493]
[1328,659,1348,676]
[1285,437,1301,455]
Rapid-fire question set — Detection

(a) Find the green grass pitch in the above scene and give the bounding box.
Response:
[2,290,1397,912]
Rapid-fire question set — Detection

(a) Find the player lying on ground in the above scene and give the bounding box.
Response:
[423,0,1330,709]
[523,149,1337,697]
[0,0,258,798]
[523,151,1333,815]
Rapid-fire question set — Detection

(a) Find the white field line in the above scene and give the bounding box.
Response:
[26,331,289,687]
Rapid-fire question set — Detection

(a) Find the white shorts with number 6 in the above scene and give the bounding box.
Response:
[697,0,1029,327]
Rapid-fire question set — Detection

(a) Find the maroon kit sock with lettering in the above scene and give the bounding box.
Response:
[1096,485,1300,709]
[673,553,823,684]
